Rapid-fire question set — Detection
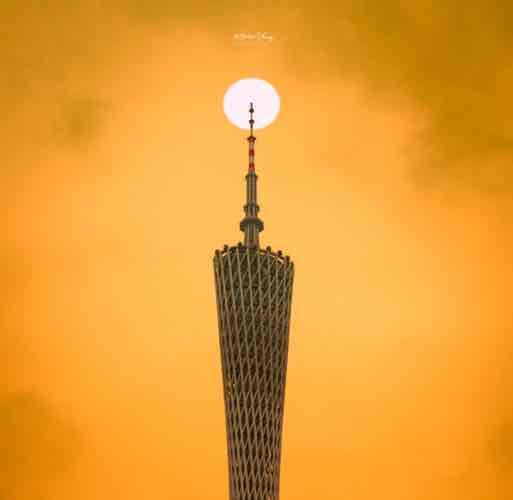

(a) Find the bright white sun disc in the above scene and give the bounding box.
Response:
[223,78,280,130]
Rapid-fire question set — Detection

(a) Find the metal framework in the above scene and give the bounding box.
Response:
[213,103,294,500]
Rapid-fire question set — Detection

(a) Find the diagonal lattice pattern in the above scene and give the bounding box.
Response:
[213,244,294,500]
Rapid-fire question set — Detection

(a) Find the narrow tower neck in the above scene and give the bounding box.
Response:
[240,102,264,248]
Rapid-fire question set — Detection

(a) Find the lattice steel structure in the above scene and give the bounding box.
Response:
[213,104,294,500]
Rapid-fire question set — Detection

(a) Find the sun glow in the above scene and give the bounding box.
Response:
[223,78,280,130]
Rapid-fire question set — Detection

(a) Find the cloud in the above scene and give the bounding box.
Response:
[0,392,81,498]
[489,422,513,471]
[52,96,110,146]
[2,0,512,191]
[278,1,513,193]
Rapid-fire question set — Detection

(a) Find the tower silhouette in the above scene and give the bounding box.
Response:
[213,103,294,500]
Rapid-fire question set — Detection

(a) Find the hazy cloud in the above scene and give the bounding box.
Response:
[283,1,513,192]
[4,1,512,191]
[0,392,80,498]
[52,96,110,146]
[490,422,513,470]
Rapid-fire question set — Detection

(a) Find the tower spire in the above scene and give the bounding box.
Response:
[240,102,264,248]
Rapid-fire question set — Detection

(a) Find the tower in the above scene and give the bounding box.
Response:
[213,104,294,500]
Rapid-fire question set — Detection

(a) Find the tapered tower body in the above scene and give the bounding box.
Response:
[213,104,294,500]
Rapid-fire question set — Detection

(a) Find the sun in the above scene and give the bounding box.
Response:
[223,78,280,130]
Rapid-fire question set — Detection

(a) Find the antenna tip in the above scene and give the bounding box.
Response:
[248,102,255,135]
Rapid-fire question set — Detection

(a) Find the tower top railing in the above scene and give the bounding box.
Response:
[215,243,292,265]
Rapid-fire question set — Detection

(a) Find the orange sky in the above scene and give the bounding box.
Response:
[3,2,513,499]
